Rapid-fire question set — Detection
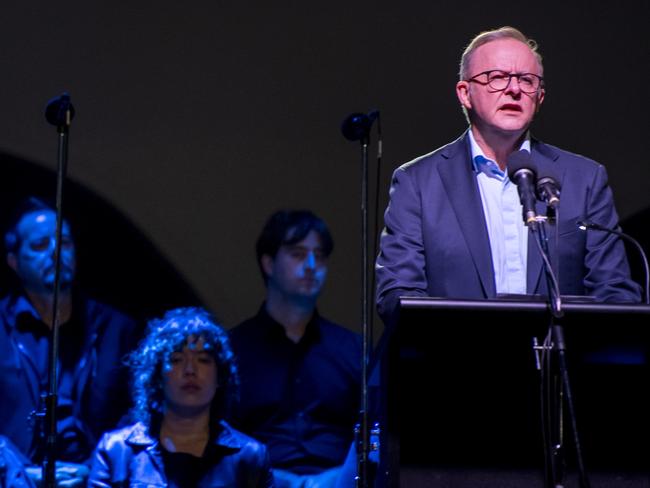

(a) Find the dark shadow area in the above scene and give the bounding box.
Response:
[400,466,649,488]
[380,298,649,486]
[0,151,205,323]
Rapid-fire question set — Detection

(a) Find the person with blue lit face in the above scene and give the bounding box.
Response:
[230,210,362,488]
[0,196,141,474]
[88,307,274,487]
[6,205,76,317]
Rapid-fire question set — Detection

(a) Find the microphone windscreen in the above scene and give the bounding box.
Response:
[341,112,370,141]
[536,161,561,184]
[45,93,75,126]
[506,149,537,179]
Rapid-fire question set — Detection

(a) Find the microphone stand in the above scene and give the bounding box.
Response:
[341,111,377,488]
[531,216,590,488]
[356,132,372,488]
[41,93,74,488]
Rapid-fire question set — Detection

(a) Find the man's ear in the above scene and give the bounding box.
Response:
[535,87,545,113]
[456,80,472,111]
[7,253,17,273]
[261,254,274,279]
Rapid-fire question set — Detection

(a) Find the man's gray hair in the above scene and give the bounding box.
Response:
[459,26,544,81]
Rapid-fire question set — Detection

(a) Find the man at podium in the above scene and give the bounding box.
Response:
[375,26,642,328]
[370,25,647,486]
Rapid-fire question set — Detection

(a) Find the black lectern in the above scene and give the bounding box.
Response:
[377,297,649,486]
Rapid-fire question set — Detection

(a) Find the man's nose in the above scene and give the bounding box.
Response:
[504,75,522,95]
[304,252,316,269]
[47,238,58,256]
[46,237,68,254]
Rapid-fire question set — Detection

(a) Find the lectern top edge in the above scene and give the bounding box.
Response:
[399,296,650,315]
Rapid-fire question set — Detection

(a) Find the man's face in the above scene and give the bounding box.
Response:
[7,210,76,295]
[163,336,219,417]
[262,229,328,302]
[456,38,545,137]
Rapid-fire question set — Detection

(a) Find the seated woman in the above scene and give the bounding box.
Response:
[88,307,274,487]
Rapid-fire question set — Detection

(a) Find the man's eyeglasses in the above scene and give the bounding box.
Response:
[467,70,544,94]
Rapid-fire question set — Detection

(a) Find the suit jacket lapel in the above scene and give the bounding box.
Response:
[439,132,496,297]
[527,139,564,294]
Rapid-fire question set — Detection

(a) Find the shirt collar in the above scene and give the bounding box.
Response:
[468,128,531,179]
[7,291,85,335]
[256,303,321,345]
[127,420,252,452]
[6,294,43,332]
[10,294,41,321]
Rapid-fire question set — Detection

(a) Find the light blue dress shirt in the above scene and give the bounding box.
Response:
[468,129,530,295]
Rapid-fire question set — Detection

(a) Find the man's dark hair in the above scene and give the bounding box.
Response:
[4,196,62,254]
[255,209,334,285]
[127,306,239,429]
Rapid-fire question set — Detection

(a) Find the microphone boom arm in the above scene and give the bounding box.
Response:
[578,221,650,304]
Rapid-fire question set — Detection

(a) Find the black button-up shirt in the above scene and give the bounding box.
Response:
[229,305,361,474]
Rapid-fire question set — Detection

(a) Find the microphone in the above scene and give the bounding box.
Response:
[577,221,650,305]
[341,110,379,142]
[536,174,561,209]
[507,149,539,227]
[45,92,75,128]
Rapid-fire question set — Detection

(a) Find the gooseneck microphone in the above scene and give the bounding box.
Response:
[507,149,539,227]
[577,221,650,304]
[536,174,561,209]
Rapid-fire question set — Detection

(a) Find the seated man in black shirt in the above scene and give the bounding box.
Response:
[230,209,362,488]
[0,197,141,471]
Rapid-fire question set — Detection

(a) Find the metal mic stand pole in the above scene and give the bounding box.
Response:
[355,132,371,488]
[41,93,75,488]
[532,219,590,488]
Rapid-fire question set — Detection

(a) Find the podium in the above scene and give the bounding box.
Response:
[378,297,650,485]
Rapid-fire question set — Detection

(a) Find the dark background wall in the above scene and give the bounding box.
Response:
[0,1,648,329]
